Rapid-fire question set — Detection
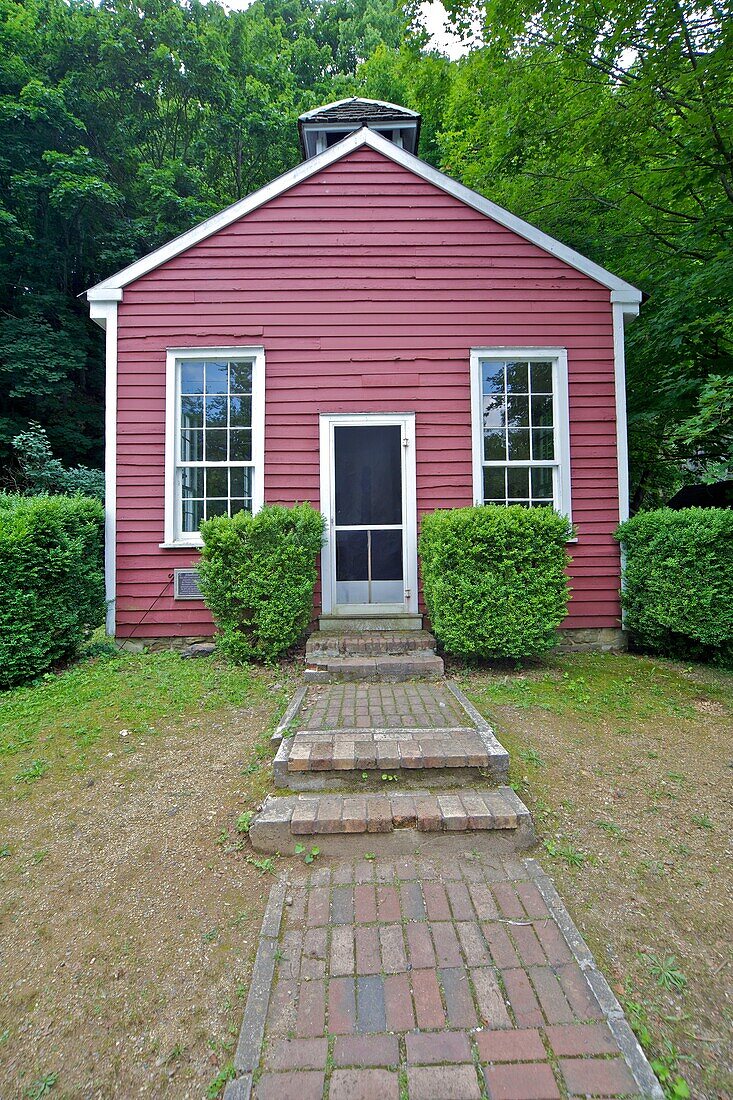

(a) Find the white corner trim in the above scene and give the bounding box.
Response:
[164,346,266,547]
[87,287,123,303]
[612,305,631,524]
[469,347,572,525]
[89,299,118,635]
[85,128,641,300]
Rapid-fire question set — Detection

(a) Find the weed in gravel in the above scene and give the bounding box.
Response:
[14,760,49,783]
[206,1063,235,1098]
[294,843,320,864]
[543,839,585,867]
[236,811,255,834]
[644,953,688,992]
[24,1072,58,1099]
[245,855,277,875]
[691,812,713,829]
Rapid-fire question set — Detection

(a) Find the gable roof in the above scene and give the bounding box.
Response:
[86,127,641,305]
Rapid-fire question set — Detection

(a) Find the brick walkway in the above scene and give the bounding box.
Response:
[296,683,473,732]
[226,853,661,1100]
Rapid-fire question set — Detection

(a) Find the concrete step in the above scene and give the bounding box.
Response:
[304,652,444,683]
[318,614,424,633]
[249,786,535,857]
[306,629,437,659]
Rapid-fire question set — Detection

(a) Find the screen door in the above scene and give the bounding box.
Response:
[333,424,405,607]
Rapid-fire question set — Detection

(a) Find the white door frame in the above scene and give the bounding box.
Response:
[319,412,418,615]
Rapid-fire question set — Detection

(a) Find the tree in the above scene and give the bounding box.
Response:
[437,0,733,506]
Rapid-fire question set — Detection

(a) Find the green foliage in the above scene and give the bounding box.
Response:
[11,423,104,498]
[197,503,325,662]
[419,505,572,659]
[616,509,733,664]
[436,0,733,509]
[0,493,105,688]
[0,0,412,474]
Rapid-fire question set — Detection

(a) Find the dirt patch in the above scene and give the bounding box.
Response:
[0,655,297,1099]
[463,653,733,1100]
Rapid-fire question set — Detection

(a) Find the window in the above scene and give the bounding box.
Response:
[470,348,571,518]
[164,347,264,546]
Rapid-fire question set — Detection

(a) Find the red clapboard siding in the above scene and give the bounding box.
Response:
[114,145,622,637]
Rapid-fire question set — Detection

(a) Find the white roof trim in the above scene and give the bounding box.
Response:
[86,127,641,300]
[298,97,420,120]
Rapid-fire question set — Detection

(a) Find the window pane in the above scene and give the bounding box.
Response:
[506,361,529,392]
[334,425,402,526]
[507,466,530,498]
[483,466,506,502]
[531,395,553,427]
[371,530,403,581]
[206,498,228,519]
[507,395,529,427]
[482,396,505,429]
[181,497,203,533]
[336,530,368,582]
[230,361,253,393]
[507,429,530,460]
[180,362,204,394]
[484,430,506,461]
[531,466,554,500]
[181,429,203,462]
[205,395,227,427]
[181,467,203,497]
[206,429,227,462]
[229,499,251,516]
[230,396,252,428]
[230,429,252,462]
[530,361,553,393]
[205,360,228,394]
[181,396,203,429]
[206,467,228,497]
[481,361,505,395]
[230,467,253,498]
[532,428,555,460]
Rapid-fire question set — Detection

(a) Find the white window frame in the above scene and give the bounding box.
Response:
[162,346,265,548]
[470,347,572,522]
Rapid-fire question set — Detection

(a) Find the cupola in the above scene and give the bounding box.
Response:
[298,97,421,159]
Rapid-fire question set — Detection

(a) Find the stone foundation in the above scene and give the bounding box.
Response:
[115,635,213,653]
[556,628,627,653]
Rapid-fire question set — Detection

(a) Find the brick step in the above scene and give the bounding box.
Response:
[318,614,424,634]
[304,653,444,683]
[306,629,437,659]
[274,726,509,790]
[249,786,535,857]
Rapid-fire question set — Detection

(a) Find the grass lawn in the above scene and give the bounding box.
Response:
[0,649,298,1099]
[462,652,733,1100]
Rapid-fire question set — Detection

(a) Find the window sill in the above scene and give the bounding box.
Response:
[158,540,203,550]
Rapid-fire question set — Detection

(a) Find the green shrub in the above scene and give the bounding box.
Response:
[616,508,733,665]
[11,423,104,499]
[419,505,573,659]
[197,503,325,662]
[0,494,106,688]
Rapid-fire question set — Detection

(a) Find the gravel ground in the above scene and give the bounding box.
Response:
[0,666,293,1099]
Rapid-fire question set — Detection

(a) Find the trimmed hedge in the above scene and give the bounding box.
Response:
[419,505,573,659]
[198,503,325,662]
[0,494,106,688]
[616,508,733,664]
